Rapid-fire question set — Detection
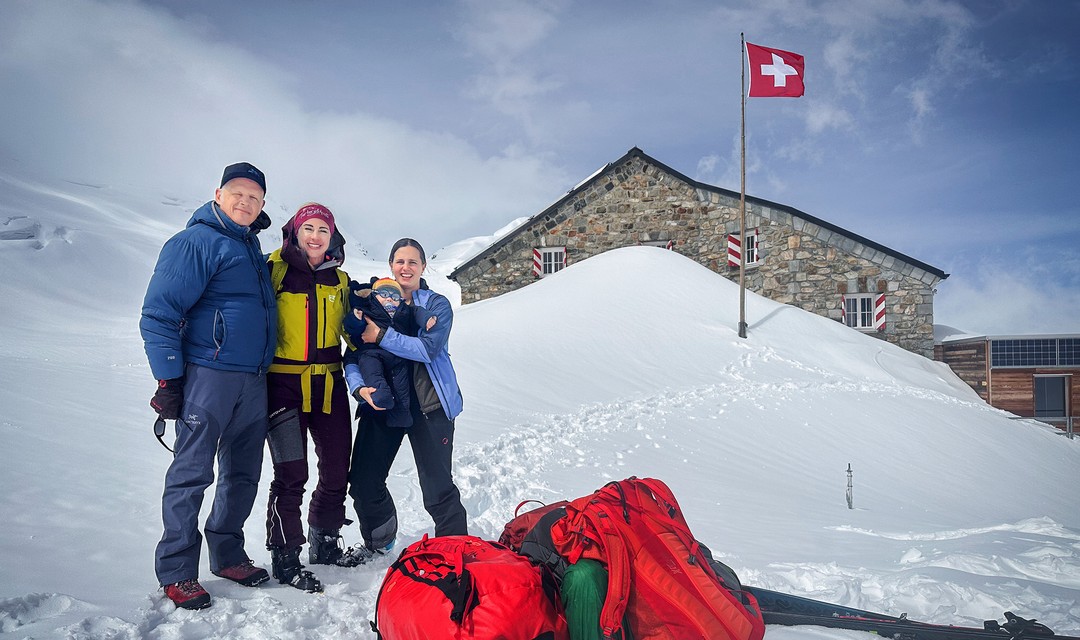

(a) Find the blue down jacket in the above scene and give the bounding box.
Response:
[141,201,277,380]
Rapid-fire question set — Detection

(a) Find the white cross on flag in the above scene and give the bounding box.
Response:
[746,42,805,98]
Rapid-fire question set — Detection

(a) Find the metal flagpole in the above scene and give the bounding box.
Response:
[739,33,748,339]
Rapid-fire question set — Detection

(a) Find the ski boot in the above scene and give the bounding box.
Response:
[339,537,396,566]
[308,526,392,567]
[308,526,364,567]
[271,547,323,593]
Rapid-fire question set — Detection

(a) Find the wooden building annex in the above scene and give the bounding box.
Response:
[450,147,949,358]
[935,334,1080,433]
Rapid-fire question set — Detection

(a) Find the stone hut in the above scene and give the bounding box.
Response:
[449,147,949,358]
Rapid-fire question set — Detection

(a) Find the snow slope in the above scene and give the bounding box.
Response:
[1,171,1078,639]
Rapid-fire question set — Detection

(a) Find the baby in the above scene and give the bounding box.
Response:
[352,278,436,327]
[342,278,430,427]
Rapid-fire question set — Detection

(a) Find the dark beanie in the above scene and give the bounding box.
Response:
[220,162,266,193]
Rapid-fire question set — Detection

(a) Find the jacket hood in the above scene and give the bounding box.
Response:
[352,289,393,326]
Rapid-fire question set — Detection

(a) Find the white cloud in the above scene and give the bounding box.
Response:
[455,0,565,60]
[454,0,589,147]
[0,0,571,256]
[937,266,1080,336]
[821,35,868,99]
[935,237,1080,336]
[804,102,855,135]
[714,0,999,149]
[695,154,720,180]
[1,0,1075,334]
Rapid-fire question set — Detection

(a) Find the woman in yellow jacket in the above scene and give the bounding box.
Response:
[263,203,358,593]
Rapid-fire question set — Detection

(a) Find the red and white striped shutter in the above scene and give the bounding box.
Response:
[727,234,741,267]
[840,295,846,324]
[532,248,542,277]
[874,293,886,331]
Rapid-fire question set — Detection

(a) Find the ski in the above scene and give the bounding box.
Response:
[745,586,1079,640]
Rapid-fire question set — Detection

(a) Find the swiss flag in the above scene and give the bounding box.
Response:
[746,42,805,98]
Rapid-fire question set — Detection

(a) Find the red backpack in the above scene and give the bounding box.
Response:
[373,534,569,640]
[500,477,765,640]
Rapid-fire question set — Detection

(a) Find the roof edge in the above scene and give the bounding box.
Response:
[449,147,949,282]
[942,333,1080,344]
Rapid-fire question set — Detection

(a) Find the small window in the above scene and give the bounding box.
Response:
[640,239,674,250]
[532,247,566,277]
[842,293,885,331]
[745,230,759,264]
[727,229,759,267]
[1034,376,1067,418]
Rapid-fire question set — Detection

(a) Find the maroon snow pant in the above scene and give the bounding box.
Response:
[265,369,352,550]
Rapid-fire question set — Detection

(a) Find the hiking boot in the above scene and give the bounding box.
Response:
[339,538,395,566]
[212,559,269,587]
[164,579,211,610]
[271,547,323,593]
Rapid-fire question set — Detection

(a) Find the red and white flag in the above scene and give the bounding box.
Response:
[746,42,805,98]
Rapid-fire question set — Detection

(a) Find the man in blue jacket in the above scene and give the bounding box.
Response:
[141,162,277,610]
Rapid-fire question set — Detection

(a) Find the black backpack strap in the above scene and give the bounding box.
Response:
[602,480,632,524]
[519,506,570,581]
[446,566,477,622]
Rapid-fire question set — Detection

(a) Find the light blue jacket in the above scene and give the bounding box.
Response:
[345,287,463,421]
[141,201,277,380]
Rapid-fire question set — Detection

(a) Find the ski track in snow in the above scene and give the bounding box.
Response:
[832,518,1080,543]
[459,382,1080,635]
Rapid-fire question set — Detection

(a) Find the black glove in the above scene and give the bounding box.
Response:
[150,378,184,420]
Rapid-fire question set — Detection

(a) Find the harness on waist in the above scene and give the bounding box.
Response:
[268,362,343,414]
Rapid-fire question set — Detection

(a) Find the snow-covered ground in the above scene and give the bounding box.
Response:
[1,170,1078,639]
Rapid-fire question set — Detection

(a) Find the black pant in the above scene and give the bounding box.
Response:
[348,402,468,548]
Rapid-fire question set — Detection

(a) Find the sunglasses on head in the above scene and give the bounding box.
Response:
[374,289,402,303]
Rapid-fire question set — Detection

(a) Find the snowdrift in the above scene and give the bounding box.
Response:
[1,175,1077,639]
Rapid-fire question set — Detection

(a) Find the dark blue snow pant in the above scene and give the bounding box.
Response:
[155,364,268,586]
[348,402,468,549]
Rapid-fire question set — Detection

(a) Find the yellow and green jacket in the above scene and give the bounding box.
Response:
[266,237,352,413]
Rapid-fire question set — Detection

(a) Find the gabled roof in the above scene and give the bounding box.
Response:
[450,147,949,281]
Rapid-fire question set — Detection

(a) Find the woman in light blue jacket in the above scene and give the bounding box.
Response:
[342,238,466,558]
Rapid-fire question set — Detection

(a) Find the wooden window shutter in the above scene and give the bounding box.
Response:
[727,233,741,267]
[874,293,886,331]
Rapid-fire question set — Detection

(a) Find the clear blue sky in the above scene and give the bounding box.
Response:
[1,0,1077,335]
